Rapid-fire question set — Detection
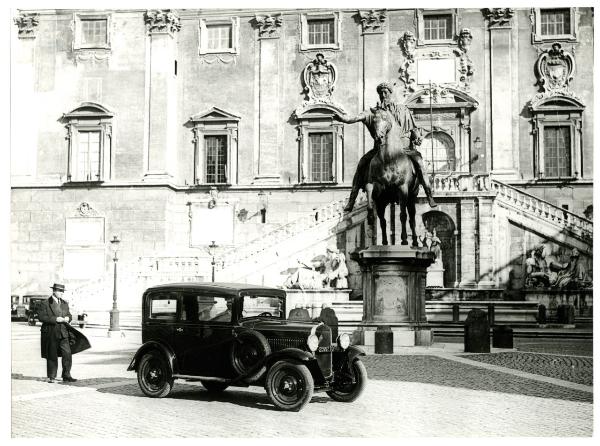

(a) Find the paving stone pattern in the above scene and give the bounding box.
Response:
[459,352,593,386]
[361,355,593,403]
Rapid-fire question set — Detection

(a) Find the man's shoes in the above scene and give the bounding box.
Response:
[428,197,438,208]
[62,377,78,383]
[47,378,55,383]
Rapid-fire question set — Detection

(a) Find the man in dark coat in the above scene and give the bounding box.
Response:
[38,283,90,383]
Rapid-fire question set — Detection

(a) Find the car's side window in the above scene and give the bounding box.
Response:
[180,294,232,322]
[149,293,178,321]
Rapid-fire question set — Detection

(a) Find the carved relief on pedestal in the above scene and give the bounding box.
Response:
[254,14,283,38]
[482,8,515,27]
[144,10,181,35]
[358,9,387,34]
[530,42,581,107]
[14,13,39,39]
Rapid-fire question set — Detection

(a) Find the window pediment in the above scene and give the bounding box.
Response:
[295,103,345,120]
[63,102,114,120]
[190,107,241,124]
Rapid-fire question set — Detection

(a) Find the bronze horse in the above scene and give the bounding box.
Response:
[365,107,420,246]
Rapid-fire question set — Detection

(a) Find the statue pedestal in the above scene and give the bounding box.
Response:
[359,245,435,348]
[426,261,445,288]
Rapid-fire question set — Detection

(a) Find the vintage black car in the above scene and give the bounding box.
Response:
[127,282,367,411]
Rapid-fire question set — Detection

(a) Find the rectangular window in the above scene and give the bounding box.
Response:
[77,131,101,181]
[205,135,228,184]
[308,19,335,45]
[309,133,333,182]
[206,24,232,50]
[150,297,178,320]
[423,14,453,41]
[541,9,571,36]
[81,18,107,46]
[544,126,571,177]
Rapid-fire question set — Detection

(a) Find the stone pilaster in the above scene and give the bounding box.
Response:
[459,198,477,286]
[253,14,283,184]
[360,10,388,107]
[143,10,181,182]
[483,8,517,179]
[477,197,496,287]
[11,13,40,182]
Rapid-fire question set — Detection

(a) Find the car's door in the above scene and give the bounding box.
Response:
[173,292,237,377]
[143,291,179,347]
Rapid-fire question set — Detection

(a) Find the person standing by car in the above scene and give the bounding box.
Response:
[38,283,90,383]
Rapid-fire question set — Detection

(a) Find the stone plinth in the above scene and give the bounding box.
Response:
[359,245,435,347]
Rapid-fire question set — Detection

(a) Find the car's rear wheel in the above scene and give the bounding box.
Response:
[230,330,271,383]
[265,361,314,412]
[137,352,174,398]
[326,358,367,402]
[201,380,229,393]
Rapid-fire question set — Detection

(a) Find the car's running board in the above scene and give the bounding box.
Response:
[173,374,229,383]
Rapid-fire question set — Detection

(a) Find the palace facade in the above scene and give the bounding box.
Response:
[10,8,593,316]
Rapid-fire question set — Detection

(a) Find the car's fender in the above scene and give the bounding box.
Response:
[264,348,314,368]
[346,345,366,363]
[127,341,177,375]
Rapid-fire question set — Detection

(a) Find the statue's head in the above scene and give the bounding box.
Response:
[376,82,394,103]
[401,31,416,58]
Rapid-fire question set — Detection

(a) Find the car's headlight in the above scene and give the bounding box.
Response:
[337,333,350,350]
[307,334,319,352]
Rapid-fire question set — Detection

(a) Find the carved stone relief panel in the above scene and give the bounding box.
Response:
[14,13,39,39]
[531,42,580,106]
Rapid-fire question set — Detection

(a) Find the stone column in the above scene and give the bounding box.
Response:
[11,13,39,183]
[253,14,283,185]
[359,10,388,139]
[483,8,517,180]
[143,10,181,182]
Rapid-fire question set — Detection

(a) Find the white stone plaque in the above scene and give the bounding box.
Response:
[417,58,456,85]
[64,247,105,280]
[65,217,105,246]
[190,203,235,246]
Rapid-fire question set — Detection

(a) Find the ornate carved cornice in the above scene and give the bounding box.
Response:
[483,8,514,27]
[358,9,387,34]
[144,10,181,36]
[254,14,283,38]
[14,13,39,39]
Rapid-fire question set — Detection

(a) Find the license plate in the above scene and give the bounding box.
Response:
[317,345,335,353]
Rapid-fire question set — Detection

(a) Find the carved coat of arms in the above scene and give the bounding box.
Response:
[303,53,337,103]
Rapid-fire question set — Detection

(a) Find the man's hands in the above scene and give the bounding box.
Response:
[56,316,70,323]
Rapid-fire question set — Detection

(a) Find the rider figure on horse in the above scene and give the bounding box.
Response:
[334,82,437,212]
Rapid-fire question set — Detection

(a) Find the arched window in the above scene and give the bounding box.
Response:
[62,103,113,183]
[422,131,455,173]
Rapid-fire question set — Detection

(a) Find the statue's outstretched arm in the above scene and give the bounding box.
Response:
[333,113,364,124]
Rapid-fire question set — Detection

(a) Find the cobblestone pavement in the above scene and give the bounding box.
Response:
[461,352,593,386]
[435,336,594,356]
[10,324,593,437]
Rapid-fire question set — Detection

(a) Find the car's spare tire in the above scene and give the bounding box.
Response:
[230,329,271,383]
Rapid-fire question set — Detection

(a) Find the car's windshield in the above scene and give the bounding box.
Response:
[241,295,284,318]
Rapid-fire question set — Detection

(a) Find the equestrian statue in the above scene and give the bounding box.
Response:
[334,82,437,246]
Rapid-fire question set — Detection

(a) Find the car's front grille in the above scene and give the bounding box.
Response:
[267,337,306,351]
[316,325,332,377]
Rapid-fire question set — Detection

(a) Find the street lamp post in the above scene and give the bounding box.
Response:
[208,241,218,282]
[109,235,121,336]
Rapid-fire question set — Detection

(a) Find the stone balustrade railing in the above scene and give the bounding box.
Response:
[491,180,593,240]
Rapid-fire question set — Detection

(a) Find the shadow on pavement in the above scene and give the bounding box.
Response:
[11,373,135,387]
[362,355,593,404]
[95,381,331,411]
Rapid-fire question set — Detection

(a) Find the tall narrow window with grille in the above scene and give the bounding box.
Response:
[309,133,334,182]
[543,126,571,178]
[205,135,228,184]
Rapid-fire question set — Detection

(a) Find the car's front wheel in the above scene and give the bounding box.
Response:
[327,358,367,402]
[265,361,314,412]
[201,380,229,393]
[137,352,174,398]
